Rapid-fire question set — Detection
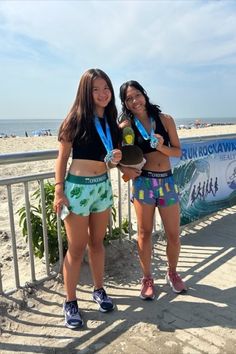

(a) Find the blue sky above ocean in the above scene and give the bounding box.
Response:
[0,0,236,120]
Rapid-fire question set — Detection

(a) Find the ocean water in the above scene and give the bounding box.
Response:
[0,119,62,137]
[0,117,236,137]
[175,116,236,126]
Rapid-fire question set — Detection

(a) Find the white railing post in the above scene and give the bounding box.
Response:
[39,180,50,276]
[24,181,36,283]
[7,184,20,289]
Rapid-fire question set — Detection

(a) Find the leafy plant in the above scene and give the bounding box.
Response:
[17,182,131,264]
[18,182,67,264]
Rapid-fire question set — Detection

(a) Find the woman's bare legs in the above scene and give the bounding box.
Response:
[133,200,155,277]
[63,208,110,300]
[158,203,180,272]
[63,213,89,301]
[88,209,110,289]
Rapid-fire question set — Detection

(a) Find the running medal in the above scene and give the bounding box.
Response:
[150,134,159,149]
[134,116,159,149]
[94,116,114,162]
[104,150,113,163]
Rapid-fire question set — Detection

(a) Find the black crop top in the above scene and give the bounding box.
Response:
[132,114,170,154]
[72,118,119,161]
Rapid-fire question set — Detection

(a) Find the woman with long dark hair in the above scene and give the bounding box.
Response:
[53,69,122,329]
[118,80,187,300]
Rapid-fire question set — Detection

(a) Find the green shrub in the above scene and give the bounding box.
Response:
[17,181,130,264]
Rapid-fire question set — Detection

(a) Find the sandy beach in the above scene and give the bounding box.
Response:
[1,123,236,154]
[1,124,236,353]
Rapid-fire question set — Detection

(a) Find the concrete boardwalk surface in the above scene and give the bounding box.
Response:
[1,206,236,354]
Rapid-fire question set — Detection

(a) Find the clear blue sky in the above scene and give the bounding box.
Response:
[0,0,236,120]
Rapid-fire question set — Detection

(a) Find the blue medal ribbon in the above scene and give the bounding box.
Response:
[94,116,114,162]
[134,116,159,148]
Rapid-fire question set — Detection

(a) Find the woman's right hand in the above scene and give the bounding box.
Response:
[119,119,131,129]
[120,166,141,180]
[53,189,69,215]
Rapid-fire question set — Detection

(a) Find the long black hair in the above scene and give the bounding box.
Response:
[119,80,161,122]
[58,68,119,143]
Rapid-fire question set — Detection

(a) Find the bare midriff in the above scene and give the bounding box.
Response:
[69,159,107,176]
[143,151,171,172]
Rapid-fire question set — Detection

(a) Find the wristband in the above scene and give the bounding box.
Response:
[55,181,64,187]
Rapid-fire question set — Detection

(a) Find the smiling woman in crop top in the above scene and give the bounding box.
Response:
[118,80,187,301]
[53,69,122,330]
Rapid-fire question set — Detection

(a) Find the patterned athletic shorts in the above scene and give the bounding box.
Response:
[132,170,179,207]
[64,173,113,216]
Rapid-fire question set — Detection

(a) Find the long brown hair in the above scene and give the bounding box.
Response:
[58,68,118,142]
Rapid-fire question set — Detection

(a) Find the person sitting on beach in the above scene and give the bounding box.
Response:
[53,68,122,329]
[118,80,187,299]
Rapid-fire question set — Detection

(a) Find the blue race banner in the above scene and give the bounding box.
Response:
[171,137,236,225]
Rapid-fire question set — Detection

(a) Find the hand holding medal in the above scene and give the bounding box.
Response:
[151,132,165,151]
[150,134,159,149]
[104,149,122,165]
[109,149,122,165]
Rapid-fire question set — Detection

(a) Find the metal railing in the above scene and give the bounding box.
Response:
[0,151,57,294]
[0,150,137,294]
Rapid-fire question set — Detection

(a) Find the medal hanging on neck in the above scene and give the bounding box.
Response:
[94,116,113,162]
[134,117,159,148]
